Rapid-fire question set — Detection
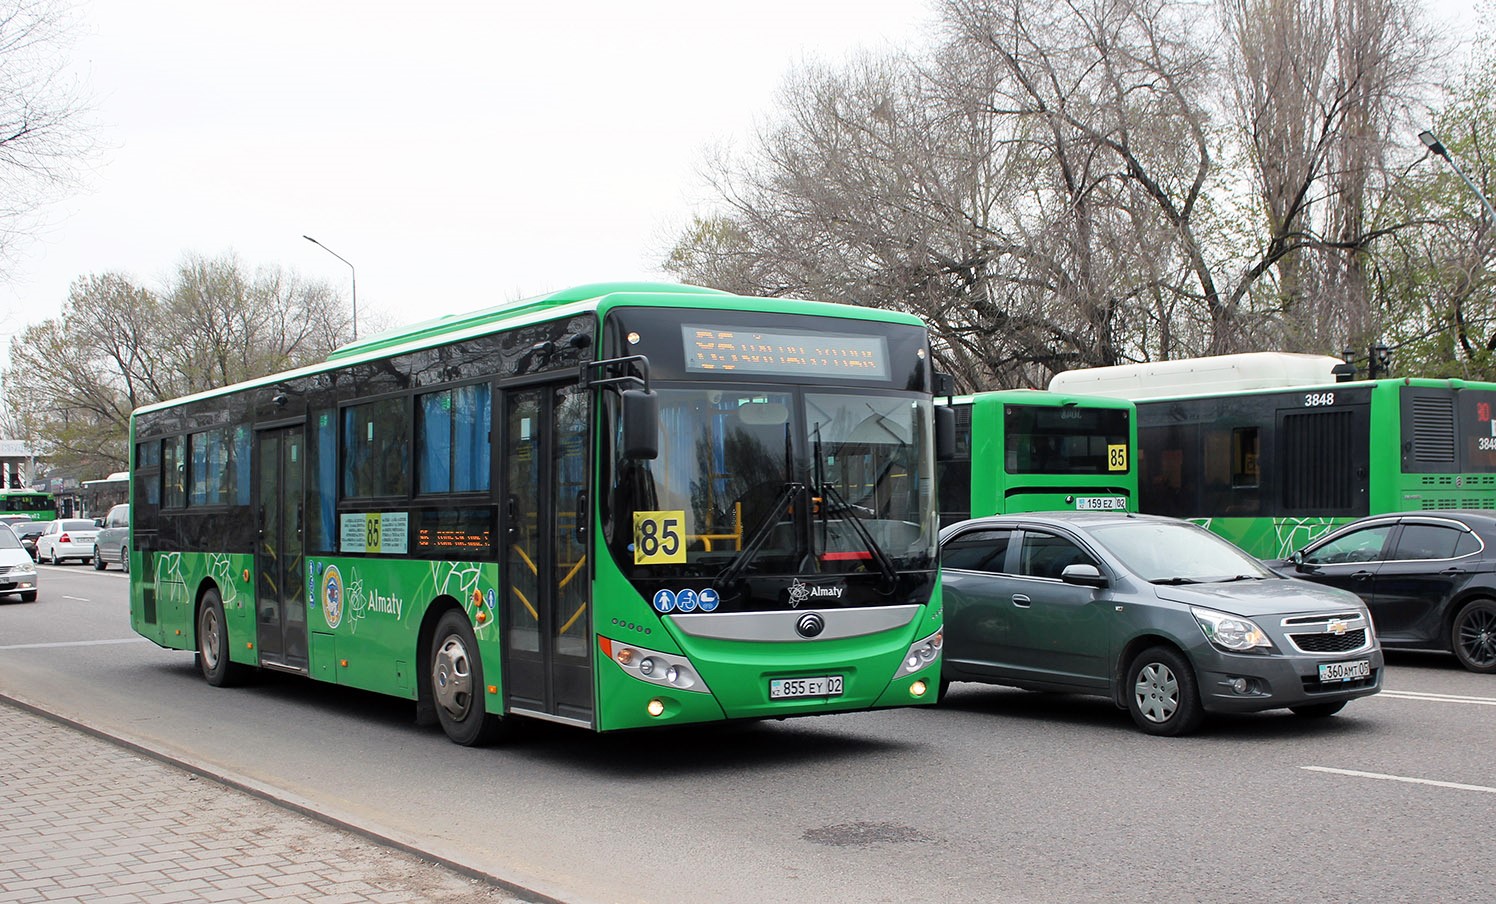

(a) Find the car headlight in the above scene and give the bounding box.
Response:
[1192,606,1273,652]
[12,560,35,575]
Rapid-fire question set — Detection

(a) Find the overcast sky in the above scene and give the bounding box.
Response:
[0,0,1477,364]
[0,0,930,358]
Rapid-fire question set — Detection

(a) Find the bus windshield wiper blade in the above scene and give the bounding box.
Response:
[817,480,898,588]
[716,482,803,589]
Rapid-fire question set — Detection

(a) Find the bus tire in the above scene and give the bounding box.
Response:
[1124,645,1204,736]
[1451,598,1496,673]
[429,610,504,746]
[197,588,248,687]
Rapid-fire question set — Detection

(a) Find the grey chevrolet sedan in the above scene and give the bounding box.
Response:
[940,512,1384,735]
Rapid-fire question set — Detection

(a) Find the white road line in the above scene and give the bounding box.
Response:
[1378,690,1496,706]
[62,595,91,602]
[1303,766,1496,795]
[0,638,148,651]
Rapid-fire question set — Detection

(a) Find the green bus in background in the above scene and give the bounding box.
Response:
[0,490,56,521]
[128,283,945,745]
[936,390,1138,527]
[1049,353,1496,559]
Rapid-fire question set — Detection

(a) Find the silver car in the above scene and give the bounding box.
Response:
[940,512,1384,735]
[0,524,39,601]
[35,518,100,566]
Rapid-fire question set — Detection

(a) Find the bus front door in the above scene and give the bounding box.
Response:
[503,381,594,726]
[255,425,308,672]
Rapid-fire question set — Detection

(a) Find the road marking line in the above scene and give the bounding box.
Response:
[1303,766,1496,794]
[1379,690,1496,706]
[0,638,148,650]
[63,595,91,602]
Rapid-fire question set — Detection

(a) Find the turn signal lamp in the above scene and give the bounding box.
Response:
[242,569,250,582]
[647,698,666,717]
[476,609,488,623]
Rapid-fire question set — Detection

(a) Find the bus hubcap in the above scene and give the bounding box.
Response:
[433,636,474,719]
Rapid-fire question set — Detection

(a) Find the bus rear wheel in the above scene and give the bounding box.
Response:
[429,610,504,746]
[197,588,249,687]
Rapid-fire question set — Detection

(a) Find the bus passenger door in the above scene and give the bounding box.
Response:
[503,381,594,725]
[255,425,308,672]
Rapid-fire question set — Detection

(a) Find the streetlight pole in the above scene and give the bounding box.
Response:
[303,234,358,341]
[1420,129,1496,225]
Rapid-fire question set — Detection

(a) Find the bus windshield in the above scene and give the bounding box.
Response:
[611,387,937,581]
[1005,404,1131,474]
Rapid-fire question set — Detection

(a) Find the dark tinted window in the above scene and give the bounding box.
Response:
[1304,525,1393,565]
[1004,404,1130,475]
[1017,531,1098,580]
[343,397,409,498]
[941,529,1012,573]
[1393,524,1476,560]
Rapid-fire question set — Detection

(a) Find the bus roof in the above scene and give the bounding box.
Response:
[1047,352,1347,399]
[132,282,925,416]
[943,388,1135,409]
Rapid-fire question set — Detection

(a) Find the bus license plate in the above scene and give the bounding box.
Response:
[1318,660,1370,683]
[1075,496,1126,511]
[770,676,844,699]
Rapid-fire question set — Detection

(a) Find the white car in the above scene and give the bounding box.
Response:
[0,524,38,601]
[36,519,100,566]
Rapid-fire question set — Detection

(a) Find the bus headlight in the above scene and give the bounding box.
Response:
[599,637,711,694]
[897,630,943,677]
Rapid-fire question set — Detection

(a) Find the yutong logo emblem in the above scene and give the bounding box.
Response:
[796,613,826,638]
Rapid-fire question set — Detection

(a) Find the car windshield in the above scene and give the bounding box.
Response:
[1086,520,1273,583]
[0,527,20,549]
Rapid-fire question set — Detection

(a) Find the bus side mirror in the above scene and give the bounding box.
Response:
[621,389,659,460]
[935,405,956,461]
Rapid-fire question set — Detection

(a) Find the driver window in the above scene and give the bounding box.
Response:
[1304,525,1394,565]
[1017,532,1098,580]
[941,529,1012,573]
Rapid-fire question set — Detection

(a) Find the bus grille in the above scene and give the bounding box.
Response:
[1411,395,1457,464]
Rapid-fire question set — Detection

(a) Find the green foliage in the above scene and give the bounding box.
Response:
[3,253,351,479]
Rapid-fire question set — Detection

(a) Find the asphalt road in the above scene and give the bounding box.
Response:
[4,564,1496,903]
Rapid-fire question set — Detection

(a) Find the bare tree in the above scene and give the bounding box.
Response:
[0,0,93,272]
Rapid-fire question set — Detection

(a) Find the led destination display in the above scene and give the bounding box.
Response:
[682,325,890,380]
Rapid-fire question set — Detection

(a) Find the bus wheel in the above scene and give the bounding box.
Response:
[1125,646,1204,736]
[430,610,503,746]
[1452,599,1496,673]
[197,589,247,687]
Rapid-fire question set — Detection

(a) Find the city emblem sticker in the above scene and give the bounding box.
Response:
[321,564,344,629]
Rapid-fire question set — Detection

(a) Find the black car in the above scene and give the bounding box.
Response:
[9,520,48,560]
[1271,511,1496,673]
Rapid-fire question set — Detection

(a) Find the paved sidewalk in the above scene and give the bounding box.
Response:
[0,702,530,904]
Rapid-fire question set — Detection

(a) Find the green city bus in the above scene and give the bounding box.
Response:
[0,490,56,521]
[1049,353,1496,559]
[128,282,945,744]
[936,390,1137,527]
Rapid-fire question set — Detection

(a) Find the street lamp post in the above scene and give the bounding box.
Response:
[303,234,358,341]
[1420,129,1496,225]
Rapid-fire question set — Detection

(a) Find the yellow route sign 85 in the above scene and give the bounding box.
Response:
[634,510,687,564]
[1107,444,1128,472]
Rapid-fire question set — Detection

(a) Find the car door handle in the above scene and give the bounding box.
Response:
[1011,594,1031,608]
[1352,570,1374,579]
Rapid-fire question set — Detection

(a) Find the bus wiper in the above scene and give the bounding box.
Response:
[1152,576,1203,585]
[817,479,898,589]
[715,482,804,590]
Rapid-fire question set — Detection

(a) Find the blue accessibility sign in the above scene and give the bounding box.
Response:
[652,589,676,613]
[699,588,720,612]
[677,589,699,612]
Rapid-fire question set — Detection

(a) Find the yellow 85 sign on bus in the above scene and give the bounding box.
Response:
[634,510,686,564]
[1107,444,1128,472]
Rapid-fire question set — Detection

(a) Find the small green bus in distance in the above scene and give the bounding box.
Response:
[128,282,946,745]
[936,390,1138,527]
[0,490,56,521]
[1049,352,1496,559]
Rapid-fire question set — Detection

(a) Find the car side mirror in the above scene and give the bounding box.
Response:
[1061,563,1108,588]
[94,518,104,527]
[1291,550,1307,570]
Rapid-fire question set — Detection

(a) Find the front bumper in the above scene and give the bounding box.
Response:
[1191,644,1385,714]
